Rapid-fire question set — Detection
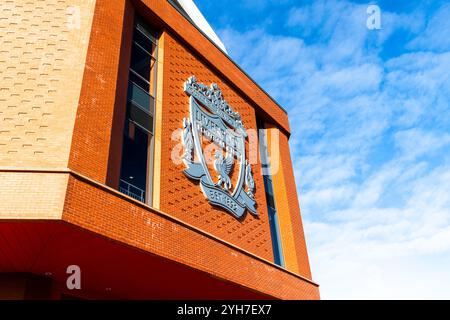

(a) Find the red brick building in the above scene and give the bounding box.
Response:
[0,0,319,299]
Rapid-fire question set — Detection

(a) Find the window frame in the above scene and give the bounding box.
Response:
[119,16,160,207]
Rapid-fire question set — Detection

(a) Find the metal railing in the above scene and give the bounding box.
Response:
[119,179,145,203]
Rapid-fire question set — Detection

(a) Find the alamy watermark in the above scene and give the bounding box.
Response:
[366,4,381,30]
[66,265,81,290]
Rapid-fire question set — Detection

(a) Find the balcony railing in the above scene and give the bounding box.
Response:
[119,179,145,203]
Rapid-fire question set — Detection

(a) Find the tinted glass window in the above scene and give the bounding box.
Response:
[130,43,151,81]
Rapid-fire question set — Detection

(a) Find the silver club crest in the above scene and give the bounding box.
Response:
[181,76,257,218]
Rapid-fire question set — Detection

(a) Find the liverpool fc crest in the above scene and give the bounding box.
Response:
[181,76,257,218]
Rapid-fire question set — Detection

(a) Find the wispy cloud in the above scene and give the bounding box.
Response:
[408,3,450,52]
[215,0,450,299]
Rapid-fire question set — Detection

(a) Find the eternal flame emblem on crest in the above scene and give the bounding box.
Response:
[181,76,257,218]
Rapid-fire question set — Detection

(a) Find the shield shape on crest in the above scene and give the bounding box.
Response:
[181,76,257,218]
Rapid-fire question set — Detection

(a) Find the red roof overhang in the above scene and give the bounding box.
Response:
[0,220,271,299]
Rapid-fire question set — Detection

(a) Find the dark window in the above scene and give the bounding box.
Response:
[120,122,149,202]
[119,18,158,205]
[130,43,152,81]
[267,206,283,266]
[257,118,284,267]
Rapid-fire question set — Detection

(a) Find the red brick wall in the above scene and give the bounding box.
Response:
[106,2,135,189]
[68,0,313,273]
[279,132,313,279]
[68,0,131,183]
[158,32,273,260]
[62,173,319,299]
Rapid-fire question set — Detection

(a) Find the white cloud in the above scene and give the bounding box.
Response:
[408,4,450,52]
[219,0,450,299]
[306,164,450,299]
[394,128,450,160]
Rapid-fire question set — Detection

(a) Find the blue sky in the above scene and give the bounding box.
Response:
[194,0,450,299]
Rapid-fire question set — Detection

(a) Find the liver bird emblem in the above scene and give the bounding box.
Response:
[214,151,234,191]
